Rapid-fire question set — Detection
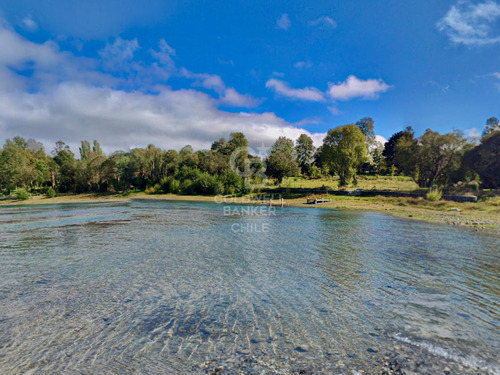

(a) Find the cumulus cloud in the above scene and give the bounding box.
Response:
[0,21,324,152]
[265,78,325,102]
[437,1,500,45]
[464,127,481,139]
[309,16,337,29]
[276,14,291,30]
[374,135,387,147]
[328,75,392,100]
[220,88,262,107]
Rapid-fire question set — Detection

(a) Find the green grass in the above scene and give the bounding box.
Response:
[271,175,419,191]
[426,188,443,201]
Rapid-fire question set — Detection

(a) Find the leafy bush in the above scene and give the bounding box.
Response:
[160,176,172,193]
[180,179,195,195]
[144,186,155,194]
[193,173,225,195]
[169,179,181,194]
[467,181,479,193]
[309,165,321,179]
[220,169,245,195]
[46,187,57,198]
[14,188,30,200]
[426,188,442,201]
[175,166,202,182]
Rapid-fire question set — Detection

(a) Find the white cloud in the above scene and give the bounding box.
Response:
[327,106,342,115]
[99,37,139,70]
[150,38,176,71]
[328,75,392,100]
[464,127,481,139]
[309,16,337,29]
[426,80,450,93]
[0,82,320,152]
[294,61,313,69]
[265,78,325,102]
[437,1,500,45]
[0,21,324,152]
[220,88,261,107]
[375,135,387,146]
[180,68,226,93]
[276,14,291,30]
[0,24,62,68]
[21,15,38,31]
[180,68,260,107]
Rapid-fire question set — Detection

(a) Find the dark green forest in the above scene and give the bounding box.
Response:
[1,117,499,199]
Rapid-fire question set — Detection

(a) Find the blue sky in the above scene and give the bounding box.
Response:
[0,0,499,152]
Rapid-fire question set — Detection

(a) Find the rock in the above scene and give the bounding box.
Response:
[450,207,460,211]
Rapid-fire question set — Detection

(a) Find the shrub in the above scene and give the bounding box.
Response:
[46,187,57,198]
[175,166,202,182]
[180,179,195,195]
[153,183,162,193]
[169,179,181,194]
[15,188,30,200]
[144,186,155,194]
[426,188,442,201]
[467,181,479,193]
[220,169,244,194]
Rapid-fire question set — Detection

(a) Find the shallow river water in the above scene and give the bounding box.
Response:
[0,200,499,374]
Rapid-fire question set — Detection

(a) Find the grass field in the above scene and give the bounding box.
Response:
[271,175,420,191]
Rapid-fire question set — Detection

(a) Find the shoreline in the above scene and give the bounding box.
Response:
[1,192,499,235]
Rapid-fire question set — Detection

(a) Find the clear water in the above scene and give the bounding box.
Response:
[0,200,499,374]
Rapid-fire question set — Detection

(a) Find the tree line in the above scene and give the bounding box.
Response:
[0,116,499,198]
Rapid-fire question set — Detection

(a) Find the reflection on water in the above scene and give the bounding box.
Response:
[0,200,499,374]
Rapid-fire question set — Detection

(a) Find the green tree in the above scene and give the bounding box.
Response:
[482,117,500,138]
[355,117,376,147]
[93,140,103,156]
[179,145,199,168]
[211,138,227,154]
[295,134,315,175]
[53,141,77,192]
[395,129,467,187]
[370,145,386,174]
[321,124,368,186]
[383,126,414,171]
[79,140,92,160]
[266,137,299,183]
[164,150,180,175]
[198,150,228,175]
[0,138,37,191]
[226,132,249,174]
[463,131,500,188]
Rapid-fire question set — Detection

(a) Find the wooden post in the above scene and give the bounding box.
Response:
[281,197,284,207]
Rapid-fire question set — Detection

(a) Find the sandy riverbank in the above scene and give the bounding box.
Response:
[2,192,499,234]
